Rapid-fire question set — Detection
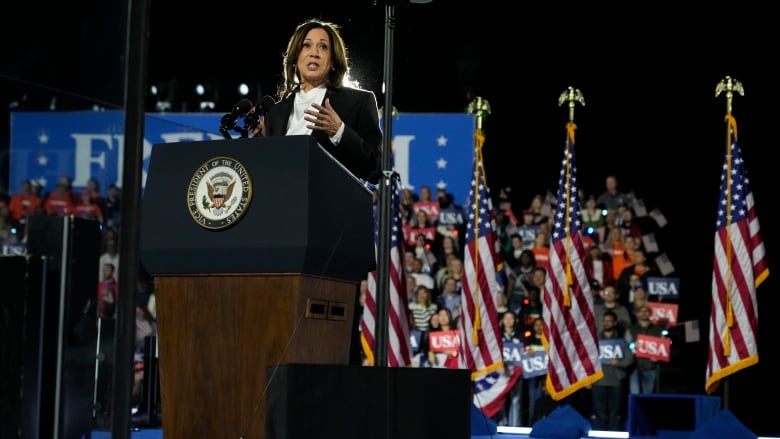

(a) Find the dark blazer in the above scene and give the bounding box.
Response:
[266,85,383,183]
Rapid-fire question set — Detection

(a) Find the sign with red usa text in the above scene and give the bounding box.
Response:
[403,226,437,246]
[412,201,440,219]
[428,330,461,353]
[634,334,671,362]
[647,302,679,327]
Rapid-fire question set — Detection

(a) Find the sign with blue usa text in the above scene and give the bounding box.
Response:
[10,112,476,207]
[503,342,548,378]
[647,276,680,299]
[598,339,629,364]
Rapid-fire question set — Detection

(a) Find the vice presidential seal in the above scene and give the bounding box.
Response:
[187,157,252,230]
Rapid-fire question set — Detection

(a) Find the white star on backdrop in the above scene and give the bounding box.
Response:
[37,154,48,166]
[436,135,448,147]
[38,132,49,144]
[436,157,448,169]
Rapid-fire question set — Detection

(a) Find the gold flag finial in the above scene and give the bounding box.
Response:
[558,86,585,122]
[466,96,491,132]
[715,76,744,116]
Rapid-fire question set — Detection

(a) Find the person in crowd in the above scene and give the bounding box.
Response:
[593,285,632,334]
[255,18,382,183]
[8,179,42,229]
[627,283,651,322]
[530,231,550,270]
[596,175,628,211]
[74,189,104,223]
[616,248,660,308]
[43,183,75,216]
[592,310,634,431]
[427,307,459,368]
[582,194,606,232]
[97,263,119,319]
[99,237,120,280]
[497,187,520,226]
[627,304,664,394]
[524,317,547,425]
[103,184,122,230]
[0,204,19,245]
[434,234,461,265]
[586,243,614,303]
[413,232,437,273]
[527,194,549,226]
[517,209,539,250]
[436,276,462,327]
[519,285,543,332]
[496,311,523,427]
[409,285,437,333]
[506,249,535,315]
[619,206,642,239]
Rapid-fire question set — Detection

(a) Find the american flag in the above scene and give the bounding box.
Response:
[706,116,768,394]
[541,123,603,400]
[360,175,413,367]
[460,143,520,417]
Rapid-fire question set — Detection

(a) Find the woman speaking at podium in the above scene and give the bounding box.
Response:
[253,18,383,184]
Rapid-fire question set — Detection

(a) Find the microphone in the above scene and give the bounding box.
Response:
[244,95,276,131]
[220,99,253,130]
[219,99,253,139]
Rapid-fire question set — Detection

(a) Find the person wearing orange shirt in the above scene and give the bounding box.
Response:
[9,180,42,225]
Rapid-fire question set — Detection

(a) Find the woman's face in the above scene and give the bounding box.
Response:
[416,287,429,303]
[502,312,515,330]
[437,309,451,325]
[297,27,332,88]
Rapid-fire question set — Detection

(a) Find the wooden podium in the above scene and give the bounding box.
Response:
[140,135,374,438]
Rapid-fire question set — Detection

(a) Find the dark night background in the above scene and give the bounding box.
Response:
[1,1,778,434]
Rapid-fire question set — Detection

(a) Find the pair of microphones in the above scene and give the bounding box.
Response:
[219,96,276,139]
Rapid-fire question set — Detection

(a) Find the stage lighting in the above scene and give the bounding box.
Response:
[148,80,178,112]
[195,82,217,112]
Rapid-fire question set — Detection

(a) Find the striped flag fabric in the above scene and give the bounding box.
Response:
[705,115,768,394]
[541,122,603,401]
[460,134,520,417]
[360,175,413,367]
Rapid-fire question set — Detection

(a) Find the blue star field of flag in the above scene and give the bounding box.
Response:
[465,164,494,243]
[551,141,584,244]
[716,141,750,228]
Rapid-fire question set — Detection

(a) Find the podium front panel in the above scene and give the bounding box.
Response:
[140,135,374,281]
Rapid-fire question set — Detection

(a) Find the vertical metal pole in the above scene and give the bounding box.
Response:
[112,0,149,436]
[374,3,396,369]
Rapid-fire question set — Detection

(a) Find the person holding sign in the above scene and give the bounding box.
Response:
[496,311,523,427]
[627,304,664,394]
[592,310,634,431]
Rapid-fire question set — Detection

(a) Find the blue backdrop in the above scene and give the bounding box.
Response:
[9,112,476,205]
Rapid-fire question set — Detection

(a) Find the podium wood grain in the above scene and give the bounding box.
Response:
[154,274,356,439]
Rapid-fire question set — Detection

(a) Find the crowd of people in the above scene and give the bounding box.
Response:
[356,175,674,430]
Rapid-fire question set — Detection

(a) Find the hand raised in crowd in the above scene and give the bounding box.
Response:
[304,98,342,137]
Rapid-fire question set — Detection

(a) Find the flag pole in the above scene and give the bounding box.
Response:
[714,75,745,410]
[465,96,491,345]
[556,87,585,308]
